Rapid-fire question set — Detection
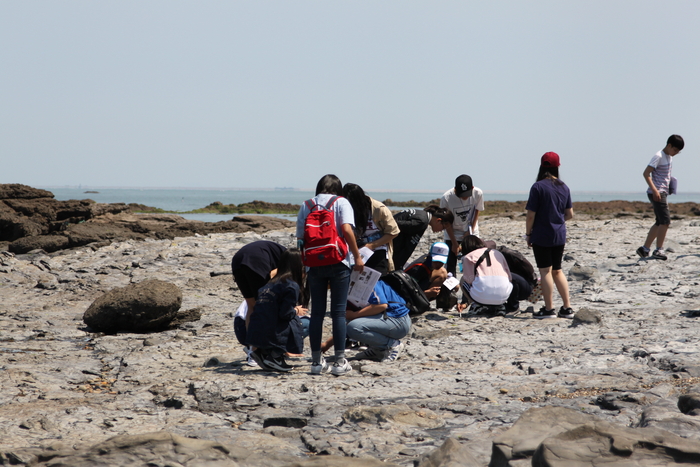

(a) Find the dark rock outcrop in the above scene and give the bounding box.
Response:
[0,184,295,253]
[83,279,183,333]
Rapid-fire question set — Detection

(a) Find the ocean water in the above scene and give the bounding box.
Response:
[43,187,700,222]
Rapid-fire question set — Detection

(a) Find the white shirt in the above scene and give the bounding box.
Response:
[440,187,485,240]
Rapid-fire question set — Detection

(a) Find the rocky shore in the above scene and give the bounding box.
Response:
[2,186,700,466]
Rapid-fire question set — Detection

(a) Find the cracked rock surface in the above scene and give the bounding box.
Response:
[1,214,700,466]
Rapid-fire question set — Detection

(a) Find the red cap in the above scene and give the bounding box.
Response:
[541,152,560,167]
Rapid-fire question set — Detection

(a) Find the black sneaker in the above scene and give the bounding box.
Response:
[249,349,271,370]
[262,354,292,372]
[533,307,557,319]
[652,248,668,260]
[489,305,507,317]
[557,307,575,319]
[636,246,649,258]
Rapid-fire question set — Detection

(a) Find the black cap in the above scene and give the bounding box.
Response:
[455,174,473,197]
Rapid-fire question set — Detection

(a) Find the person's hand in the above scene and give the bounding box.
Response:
[451,243,460,255]
[652,189,661,202]
[457,303,467,312]
[345,309,359,322]
[526,234,533,248]
[353,256,364,272]
[295,306,309,317]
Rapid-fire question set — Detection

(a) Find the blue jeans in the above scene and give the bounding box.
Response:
[346,313,411,350]
[307,262,351,355]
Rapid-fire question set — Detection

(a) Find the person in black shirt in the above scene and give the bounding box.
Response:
[392,205,454,270]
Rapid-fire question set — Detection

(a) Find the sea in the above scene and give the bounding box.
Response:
[43,187,700,223]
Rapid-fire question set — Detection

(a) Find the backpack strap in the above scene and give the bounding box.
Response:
[324,195,339,210]
[473,248,492,277]
[304,199,317,212]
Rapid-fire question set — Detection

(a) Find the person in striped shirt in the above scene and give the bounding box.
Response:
[636,134,685,261]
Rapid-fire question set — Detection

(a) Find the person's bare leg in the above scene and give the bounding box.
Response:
[539,267,554,310]
[643,225,659,250]
[655,224,669,250]
[551,269,570,309]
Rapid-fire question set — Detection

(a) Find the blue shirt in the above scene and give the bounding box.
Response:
[368,281,410,318]
[526,178,572,247]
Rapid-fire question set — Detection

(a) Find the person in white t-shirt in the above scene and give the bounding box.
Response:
[636,134,684,261]
[440,174,485,275]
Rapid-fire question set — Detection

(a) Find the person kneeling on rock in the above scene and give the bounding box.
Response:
[345,281,411,363]
[457,236,531,317]
[246,249,306,372]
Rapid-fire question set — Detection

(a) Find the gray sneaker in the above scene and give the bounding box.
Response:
[331,358,352,376]
[381,341,404,363]
[310,357,329,375]
[354,347,387,361]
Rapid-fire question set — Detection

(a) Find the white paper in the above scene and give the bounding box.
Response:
[347,266,381,307]
[443,276,460,291]
[358,246,374,263]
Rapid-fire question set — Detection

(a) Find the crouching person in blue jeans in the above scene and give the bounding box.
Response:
[347,281,411,363]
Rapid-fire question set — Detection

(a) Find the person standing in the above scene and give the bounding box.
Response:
[636,134,685,260]
[525,152,574,319]
[440,175,485,275]
[297,174,363,376]
[342,183,400,274]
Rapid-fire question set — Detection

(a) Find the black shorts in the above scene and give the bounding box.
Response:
[532,244,565,270]
[231,265,268,299]
[648,192,670,226]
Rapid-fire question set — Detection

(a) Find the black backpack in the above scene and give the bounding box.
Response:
[496,245,537,286]
[381,270,431,316]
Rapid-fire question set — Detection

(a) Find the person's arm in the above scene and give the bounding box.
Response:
[445,224,459,255]
[470,210,480,234]
[366,233,397,251]
[346,303,387,321]
[643,165,660,202]
[341,223,364,272]
[525,210,536,248]
[564,207,574,221]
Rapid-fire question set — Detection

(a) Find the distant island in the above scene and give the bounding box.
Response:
[84,190,99,194]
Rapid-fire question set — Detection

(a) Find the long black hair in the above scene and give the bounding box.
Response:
[424,204,454,224]
[460,235,486,255]
[536,166,563,184]
[270,248,306,304]
[315,174,343,196]
[342,183,371,235]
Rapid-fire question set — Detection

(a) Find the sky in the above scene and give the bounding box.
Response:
[2,1,699,193]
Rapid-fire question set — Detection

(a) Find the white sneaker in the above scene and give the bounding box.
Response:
[310,357,329,374]
[382,341,404,363]
[330,358,352,376]
[244,346,258,367]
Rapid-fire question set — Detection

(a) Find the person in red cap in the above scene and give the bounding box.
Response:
[524,152,575,319]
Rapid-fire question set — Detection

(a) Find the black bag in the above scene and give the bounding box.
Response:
[496,245,537,286]
[381,270,431,316]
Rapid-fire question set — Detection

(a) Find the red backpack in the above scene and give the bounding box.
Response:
[302,196,348,267]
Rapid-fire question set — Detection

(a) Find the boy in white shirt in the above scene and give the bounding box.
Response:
[440,174,485,274]
[636,135,684,261]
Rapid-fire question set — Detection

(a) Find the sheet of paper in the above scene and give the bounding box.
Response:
[347,266,381,307]
[443,276,460,291]
[358,246,374,263]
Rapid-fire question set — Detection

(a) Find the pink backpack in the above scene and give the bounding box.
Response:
[302,196,348,267]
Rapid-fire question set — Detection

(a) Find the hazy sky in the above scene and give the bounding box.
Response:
[2,1,699,193]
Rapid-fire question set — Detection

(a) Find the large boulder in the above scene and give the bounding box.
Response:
[8,235,70,254]
[83,279,182,333]
[0,184,53,199]
[490,406,700,467]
